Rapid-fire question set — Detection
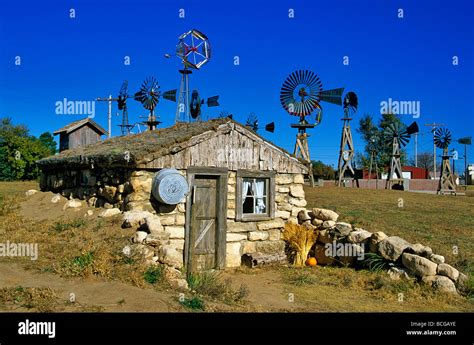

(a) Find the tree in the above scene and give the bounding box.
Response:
[0,117,28,138]
[357,111,407,170]
[409,152,434,171]
[0,117,51,181]
[311,160,335,180]
[38,132,57,155]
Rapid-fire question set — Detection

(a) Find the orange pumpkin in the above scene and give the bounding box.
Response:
[306,257,317,267]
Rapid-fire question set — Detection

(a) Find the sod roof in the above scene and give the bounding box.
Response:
[38,118,302,170]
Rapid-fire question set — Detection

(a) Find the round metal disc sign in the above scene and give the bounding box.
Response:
[152,169,189,205]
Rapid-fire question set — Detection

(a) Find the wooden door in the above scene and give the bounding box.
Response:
[189,176,218,272]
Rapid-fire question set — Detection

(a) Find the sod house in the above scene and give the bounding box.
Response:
[37,118,308,272]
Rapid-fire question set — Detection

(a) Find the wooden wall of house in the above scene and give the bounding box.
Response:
[66,125,101,151]
[59,133,69,152]
[139,125,307,174]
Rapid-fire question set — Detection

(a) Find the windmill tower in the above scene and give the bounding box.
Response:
[435,128,457,195]
[166,29,212,123]
[384,121,418,190]
[117,81,134,136]
[280,70,344,186]
[367,136,379,188]
[336,92,358,187]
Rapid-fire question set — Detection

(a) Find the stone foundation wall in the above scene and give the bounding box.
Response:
[39,168,132,209]
[124,170,187,256]
[225,172,306,268]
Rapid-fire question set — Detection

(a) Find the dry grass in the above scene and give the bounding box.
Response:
[187,271,249,305]
[0,286,60,312]
[0,188,151,289]
[0,286,107,312]
[278,266,473,312]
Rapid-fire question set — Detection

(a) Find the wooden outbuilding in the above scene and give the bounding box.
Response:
[54,118,107,152]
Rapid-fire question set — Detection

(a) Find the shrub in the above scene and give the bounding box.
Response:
[71,251,94,271]
[361,252,391,272]
[144,266,164,285]
[180,296,205,311]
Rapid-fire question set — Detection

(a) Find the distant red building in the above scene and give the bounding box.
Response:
[401,166,429,179]
[362,166,429,179]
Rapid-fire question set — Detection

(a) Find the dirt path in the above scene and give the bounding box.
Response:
[0,262,304,312]
[222,269,306,312]
[0,262,182,312]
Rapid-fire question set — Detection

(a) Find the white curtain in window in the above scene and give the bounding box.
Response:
[242,180,251,205]
[252,179,265,214]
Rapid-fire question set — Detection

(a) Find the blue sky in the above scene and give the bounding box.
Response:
[0,0,473,169]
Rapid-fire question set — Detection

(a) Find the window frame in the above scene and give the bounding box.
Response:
[236,170,275,222]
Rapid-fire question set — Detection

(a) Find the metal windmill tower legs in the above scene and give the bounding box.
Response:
[336,119,356,187]
[119,106,133,136]
[386,137,404,190]
[438,148,457,195]
[176,68,192,123]
[294,132,315,187]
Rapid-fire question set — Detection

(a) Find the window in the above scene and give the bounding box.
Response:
[242,178,268,214]
[236,170,275,221]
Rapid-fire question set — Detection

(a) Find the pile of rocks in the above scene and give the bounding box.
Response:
[296,208,468,294]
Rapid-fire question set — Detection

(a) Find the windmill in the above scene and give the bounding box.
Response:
[384,121,418,189]
[367,135,379,187]
[435,128,456,195]
[164,89,219,121]
[134,76,161,131]
[218,110,233,119]
[245,113,275,133]
[280,70,344,186]
[165,29,212,123]
[336,92,358,187]
[117,81,134,136]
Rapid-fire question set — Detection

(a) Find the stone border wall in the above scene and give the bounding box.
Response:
[297,208,468,294]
